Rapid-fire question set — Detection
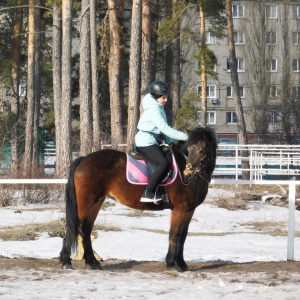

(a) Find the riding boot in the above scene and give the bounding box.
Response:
[140,187,162,203]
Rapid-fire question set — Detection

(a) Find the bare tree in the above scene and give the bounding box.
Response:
[170,0,181,127]
[52,1,62,172]
[242,2,271,138]
[90,0,101,151]
[24,0,37,177]
[225,0,249,179]
[10,2,23,177]
[276,3,300,144]
[79,0,93,156]
[32,0,41,174]
[58,0,73,177]
[108,0,123,149]
[150,0,160,81]
[126,0,142,150]
[199,4,207,127]
[163,0,181,126]
[140,0,151,98]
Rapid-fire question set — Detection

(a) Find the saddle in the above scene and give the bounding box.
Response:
[126,144,178,185]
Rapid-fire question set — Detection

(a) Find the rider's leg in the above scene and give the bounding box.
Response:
[137,144,169,202]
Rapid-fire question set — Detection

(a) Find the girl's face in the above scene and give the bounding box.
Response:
[157,95,168,106]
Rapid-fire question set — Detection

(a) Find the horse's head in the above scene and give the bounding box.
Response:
[183,140,206,178]
[180,127,217,183]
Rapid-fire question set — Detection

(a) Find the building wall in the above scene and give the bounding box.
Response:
[182,1,300,137]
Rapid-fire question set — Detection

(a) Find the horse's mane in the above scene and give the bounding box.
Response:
[182,127,217,151]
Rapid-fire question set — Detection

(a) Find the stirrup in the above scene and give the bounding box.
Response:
[140,190,162,203]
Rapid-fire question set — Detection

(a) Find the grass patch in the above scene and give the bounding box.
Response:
[216,197,248,211]
[0,219,122,241]
[93,223,121,232]
[241,220,300,237]
[122,210,157,218]
[0,219,66,241]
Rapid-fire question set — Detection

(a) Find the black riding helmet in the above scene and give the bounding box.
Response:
[149,80,170,99]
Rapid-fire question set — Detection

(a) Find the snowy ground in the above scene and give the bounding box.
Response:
[0,188,299,299]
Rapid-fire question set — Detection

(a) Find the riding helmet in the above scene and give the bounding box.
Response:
[149,80,170,99]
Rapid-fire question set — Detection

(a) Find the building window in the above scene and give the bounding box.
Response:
[269,110,281,124]
[266,59,277,72]
[293,59,300,72]
[292,32,300,45]
[266,5,277,19]
[205,31,216,44]
[234,31,244,44]
[207,85,216,98]
[267,86,277,97]
[207,111,216,124]
[292,86,300,99]
[227,86,233,98]
[226,112,237,124]
[197,85,217,98]
[226,86,244,98]
[266,32,277,44]
[227,58,244,72]
[232,4,244,18]
[293,6,300,19]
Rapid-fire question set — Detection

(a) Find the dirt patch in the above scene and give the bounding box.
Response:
[0,256,299,274]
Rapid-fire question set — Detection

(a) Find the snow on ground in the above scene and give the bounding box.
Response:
[0,188,299,299]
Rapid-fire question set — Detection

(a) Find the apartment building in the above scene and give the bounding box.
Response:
[182,1,300,142]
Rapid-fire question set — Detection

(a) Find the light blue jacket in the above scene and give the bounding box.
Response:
[135,93,188,147]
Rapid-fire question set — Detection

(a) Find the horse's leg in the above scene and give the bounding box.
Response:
[80,197,105,270]
[176,208,195,272]
[166,207,195,272]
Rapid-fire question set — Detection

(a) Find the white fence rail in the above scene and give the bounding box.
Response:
[214,144,300,179]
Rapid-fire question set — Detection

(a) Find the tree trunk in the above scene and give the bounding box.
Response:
[140,0,151,98]
[126,0,142,151]
[32,0,41,175]
[225,0,249,179]
[52,3,62,174]
[79,0,93,156]
[10,3,23,178]
[58,0,73,177]
[90,0,101,151]
[108,0,123,149]
[164,0,173,124]
[171,0,181,127]
[150,0,159,81]
[24,0,37,177]
[200,5,207,127]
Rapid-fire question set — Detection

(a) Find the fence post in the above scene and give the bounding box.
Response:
[287,178,296,261]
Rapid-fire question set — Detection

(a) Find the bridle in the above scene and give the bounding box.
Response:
[179,144,213,186]
[184,145,207,172]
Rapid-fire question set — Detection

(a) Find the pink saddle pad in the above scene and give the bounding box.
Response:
[126,154,178,185]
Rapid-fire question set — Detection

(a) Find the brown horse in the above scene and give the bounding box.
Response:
[59,127,217,272]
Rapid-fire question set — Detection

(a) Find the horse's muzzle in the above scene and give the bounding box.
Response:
[183,168,193,177]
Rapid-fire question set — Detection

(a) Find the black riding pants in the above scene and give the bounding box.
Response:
[137,144,169,192]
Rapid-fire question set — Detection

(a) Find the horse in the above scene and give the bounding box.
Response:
[59,127,217,272]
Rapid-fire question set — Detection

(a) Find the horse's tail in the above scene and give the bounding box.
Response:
[60,156,84,266]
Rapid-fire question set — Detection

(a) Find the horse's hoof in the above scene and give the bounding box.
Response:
[166,265,184,273]
[91,264,103,270]
[181,265,188,272]
[62,264,75,270]
[166,261,188,273]
[88,262,103,270]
